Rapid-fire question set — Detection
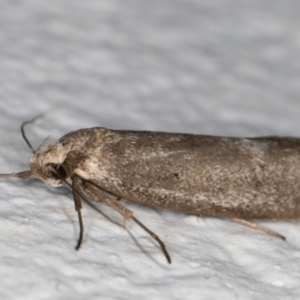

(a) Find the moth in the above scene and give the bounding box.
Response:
[1,118,300,264]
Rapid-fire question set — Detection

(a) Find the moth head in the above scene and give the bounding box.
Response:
[0,119,72,186]
[30,142,70,187]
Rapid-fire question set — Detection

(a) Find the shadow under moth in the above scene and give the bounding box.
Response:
[1,117,300,264]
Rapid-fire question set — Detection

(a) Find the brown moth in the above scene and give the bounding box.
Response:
[1,118,300,264]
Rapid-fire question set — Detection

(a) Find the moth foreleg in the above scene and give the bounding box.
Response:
[72,175,84,250]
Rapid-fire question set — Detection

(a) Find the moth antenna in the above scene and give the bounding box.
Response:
[0,171,32,180]
[21,114,44,153]
[0,117,41,179]
[35,136,51,154]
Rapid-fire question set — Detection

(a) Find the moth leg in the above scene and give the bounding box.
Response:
[72,176,84,250]
[115,196,129,229]
[231,218,286,241]
[84,181,172,264]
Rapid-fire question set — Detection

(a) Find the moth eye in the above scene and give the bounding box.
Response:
[51,164,67,180]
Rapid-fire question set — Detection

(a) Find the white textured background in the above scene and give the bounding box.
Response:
[1,1,300,299]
